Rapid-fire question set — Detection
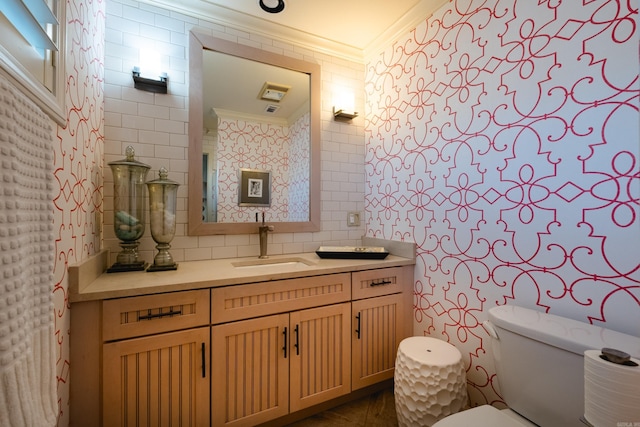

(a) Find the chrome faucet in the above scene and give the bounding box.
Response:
[258,212,274,259]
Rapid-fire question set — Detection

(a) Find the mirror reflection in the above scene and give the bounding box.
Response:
[202,50,310,223]
[188,32,321,235]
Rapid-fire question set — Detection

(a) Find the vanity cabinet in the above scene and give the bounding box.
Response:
[211,274,351,426]
[100,290,210,427]
[69,254,414,427]
[351,267,405,390]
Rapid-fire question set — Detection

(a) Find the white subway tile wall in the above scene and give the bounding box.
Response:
[103,0,365,264]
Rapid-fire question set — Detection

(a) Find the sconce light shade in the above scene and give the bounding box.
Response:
[132,67,168,94]
[333,107,358,120]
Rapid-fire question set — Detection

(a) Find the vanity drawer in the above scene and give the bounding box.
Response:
[102,289,210,341]
[352,267,404,300]
[211,273,351,324]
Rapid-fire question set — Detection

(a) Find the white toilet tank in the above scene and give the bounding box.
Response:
[486,305,640,427]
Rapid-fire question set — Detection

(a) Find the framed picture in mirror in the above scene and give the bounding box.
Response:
[238,168,271,207]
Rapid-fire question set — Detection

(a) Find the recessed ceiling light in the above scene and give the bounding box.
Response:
[259,0,285,14]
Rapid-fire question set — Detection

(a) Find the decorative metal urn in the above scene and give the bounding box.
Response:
[146,166,179,271]
[107,146,151,272]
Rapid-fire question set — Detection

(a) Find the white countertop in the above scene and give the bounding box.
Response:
[69,251,415,302]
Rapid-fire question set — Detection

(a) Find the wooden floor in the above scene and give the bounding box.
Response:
[285,387,398,427]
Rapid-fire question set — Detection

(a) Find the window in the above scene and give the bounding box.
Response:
[0,0,65,124]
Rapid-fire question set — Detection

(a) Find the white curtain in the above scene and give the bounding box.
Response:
[0,73,57,426]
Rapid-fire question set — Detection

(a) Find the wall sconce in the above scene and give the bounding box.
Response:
[333,107,358,120]
[333,87,358,120]
[132,67,168,94]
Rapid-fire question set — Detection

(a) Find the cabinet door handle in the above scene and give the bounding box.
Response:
[355,312,361,339]
[282,327,288,358]
[201,342,206,378]
[138,309,182,320]
[294,324,300,356]
[370,280,392,287]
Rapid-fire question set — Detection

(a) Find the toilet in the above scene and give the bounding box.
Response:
[432,305,640,427]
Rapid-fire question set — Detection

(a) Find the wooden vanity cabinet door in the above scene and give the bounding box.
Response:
[289,302,351,412]
[211,314,290,427]
[102,327,210,427]
[210,298,352,425]
[351,293,404,389]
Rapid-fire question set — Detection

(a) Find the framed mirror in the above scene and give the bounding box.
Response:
[188,32,321,235]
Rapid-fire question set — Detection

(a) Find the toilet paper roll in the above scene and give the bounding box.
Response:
[584,349,640,427]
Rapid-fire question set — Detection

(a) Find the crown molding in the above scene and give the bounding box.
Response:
[138,0,363,61]
[363,0,449,59]
[213,108,289,127]
[138,0,448,63]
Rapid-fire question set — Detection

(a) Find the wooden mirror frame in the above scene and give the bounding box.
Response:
[188,31,321,235]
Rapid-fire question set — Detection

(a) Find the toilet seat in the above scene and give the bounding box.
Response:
[432,405,536,427]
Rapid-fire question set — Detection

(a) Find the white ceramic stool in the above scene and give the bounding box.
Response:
[394,336,468,427]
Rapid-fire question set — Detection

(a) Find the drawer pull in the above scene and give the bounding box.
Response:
[370,280,392,287]
[138,309,182,320]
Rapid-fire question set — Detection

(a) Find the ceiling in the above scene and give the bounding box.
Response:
[203,49,311,129]
[147,0,448,60]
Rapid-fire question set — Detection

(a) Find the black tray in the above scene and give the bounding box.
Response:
[315,246,389,260]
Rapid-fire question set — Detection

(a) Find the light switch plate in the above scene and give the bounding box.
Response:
[347,211,360,227]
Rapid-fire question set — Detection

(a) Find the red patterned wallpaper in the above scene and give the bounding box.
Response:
[216,114,309,222]
[365,0,639,406]
[289,112,311,221]
[52,0,105,424]
[217,117,291,222]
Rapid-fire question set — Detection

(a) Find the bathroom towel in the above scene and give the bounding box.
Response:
[0,74,57,426]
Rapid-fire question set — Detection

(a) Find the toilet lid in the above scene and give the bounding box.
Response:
[432,405,536,427]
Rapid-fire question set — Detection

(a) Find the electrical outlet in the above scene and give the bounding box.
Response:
[347,211,360,227]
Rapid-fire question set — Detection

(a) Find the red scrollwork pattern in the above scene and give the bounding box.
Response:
[365,0,639,406]
[52,0,105,424]
[216,114,309,222]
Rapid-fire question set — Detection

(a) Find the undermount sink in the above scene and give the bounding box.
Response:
[232,257,315,270]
